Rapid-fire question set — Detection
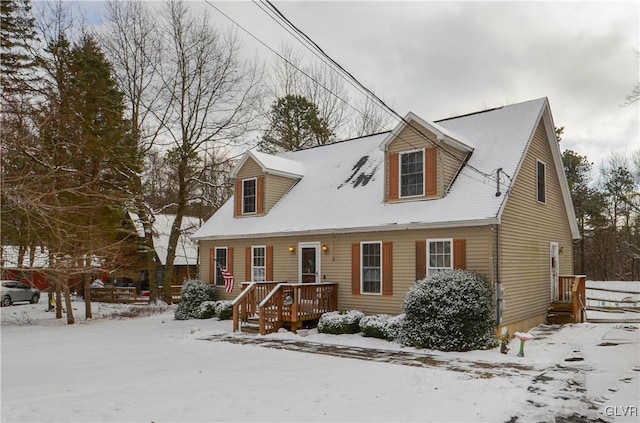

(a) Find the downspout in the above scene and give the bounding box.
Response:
[495,223,504,328]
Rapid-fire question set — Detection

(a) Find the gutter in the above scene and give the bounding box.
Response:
[191,217,500,241]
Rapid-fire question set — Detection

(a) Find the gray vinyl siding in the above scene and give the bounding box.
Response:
[500,119,574,326]
[199,225,493,315]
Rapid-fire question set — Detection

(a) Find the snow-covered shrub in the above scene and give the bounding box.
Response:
[317,310,365,334]
[359,314,393,340]
[198,301,217,319]
[214,300,233,320]
[174,280,215,320]
[386,313,405,341]
[399,270,498,351]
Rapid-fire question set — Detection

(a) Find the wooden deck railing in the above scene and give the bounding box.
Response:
[232,282,279,332]
[556,275,587,323]
[258,283,338,335]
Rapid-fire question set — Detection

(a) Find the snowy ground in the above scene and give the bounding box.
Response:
[1,298,639,422]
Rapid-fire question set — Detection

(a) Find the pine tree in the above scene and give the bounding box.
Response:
[0,0,38,99]
[260,94,332,153]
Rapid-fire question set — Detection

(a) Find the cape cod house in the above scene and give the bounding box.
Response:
[192,98,582,335]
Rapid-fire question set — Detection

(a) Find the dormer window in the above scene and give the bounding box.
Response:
[242,178,257,214]
[400,150,425,197]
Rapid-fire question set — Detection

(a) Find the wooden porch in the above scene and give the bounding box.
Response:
[547,275,587,324]
[232,282,339,335]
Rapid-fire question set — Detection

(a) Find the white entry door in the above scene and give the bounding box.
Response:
[299,242,321,283]
[550,242,560,301]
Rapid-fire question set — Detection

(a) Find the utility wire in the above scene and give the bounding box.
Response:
[206,0,511,191]
[260,0,503,185]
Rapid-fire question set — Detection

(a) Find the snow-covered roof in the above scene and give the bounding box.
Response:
[129,213,201,266]
[1,246,50,268]
[230,150,304,179]
[193,98,578,240]
[379,111,474,153]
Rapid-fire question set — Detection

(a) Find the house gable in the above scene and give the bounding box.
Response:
[231,153,302,218]
[382,115,471,202]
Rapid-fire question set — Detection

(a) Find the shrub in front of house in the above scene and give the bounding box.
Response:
[198,301,217,319]
[317,310,365,334]
[398,270,498,352]
[359,314,395,340]
[174,280,215,320]
[214,300,233,320]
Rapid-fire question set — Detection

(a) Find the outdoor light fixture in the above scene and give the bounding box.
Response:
[322,244,329,252]
[288,245,295,253]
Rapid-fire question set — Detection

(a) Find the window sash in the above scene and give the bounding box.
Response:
[252,246,266,282]
[427,239,452,276]
[243,178,257,214]
[361,242,381,294]
[537,161,546,203]
[400,150,424,197]
[214,247,227,286]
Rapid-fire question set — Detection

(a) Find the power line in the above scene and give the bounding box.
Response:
[206,0,510,191]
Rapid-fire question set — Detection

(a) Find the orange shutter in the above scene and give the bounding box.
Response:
[351,243,360,294]
[257,176,264,214]
[382,242,393,296]
[415,240,426,281]
[209,248,215,284]
[245,247,251,282]
[266,245,273,281]
[426,147,437,195]
[454,239,466,270]
[389,153,399,200]
[235,180,242,217]
[227,247,234,274]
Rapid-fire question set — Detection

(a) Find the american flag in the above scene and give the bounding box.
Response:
[219,264,235,293]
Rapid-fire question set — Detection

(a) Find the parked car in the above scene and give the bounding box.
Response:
[0,280,40,307]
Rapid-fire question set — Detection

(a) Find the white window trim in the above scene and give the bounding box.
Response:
[536,160,546,205]
[427,238,453,276]
[251,245,266,282]
[360,241,383,295]
[298,242,321,284]
[399,149,425,198]
[214,247,227,287]
[242,177,257,215]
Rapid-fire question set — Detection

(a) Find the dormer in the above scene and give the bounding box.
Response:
[380,112,474,202]
[230,150,304,218]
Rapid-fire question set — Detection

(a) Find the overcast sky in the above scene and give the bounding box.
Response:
[80,0,639,171]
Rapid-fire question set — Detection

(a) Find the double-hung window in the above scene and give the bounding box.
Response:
[214,247,227,287]
[361,242,382,294]
[243,178,257,214]
[427,239,452,276]
[400,150,424,197]
[252,246,266,282]
[536,160,546,204]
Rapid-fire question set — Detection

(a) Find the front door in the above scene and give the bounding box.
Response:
[299,242,321,283]
[550,242,560,301]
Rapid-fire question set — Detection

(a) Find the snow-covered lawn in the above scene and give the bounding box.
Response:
[1,299,639,422]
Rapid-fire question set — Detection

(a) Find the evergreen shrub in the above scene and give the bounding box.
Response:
[214,300,233,320]
[174,280,214,320]
[317,310,364,334]
[399,270,498,351]
[359,314,394,340]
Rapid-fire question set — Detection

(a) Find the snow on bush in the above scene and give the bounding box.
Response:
[359,314,394,340]
[174,280,214,320]
[317,310,364,334]
[198,301,217,319]
[214,300,233,320]
[399,270,498,352]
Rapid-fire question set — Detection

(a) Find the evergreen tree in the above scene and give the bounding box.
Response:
[260,94,332,153]
[0,0,37,99]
